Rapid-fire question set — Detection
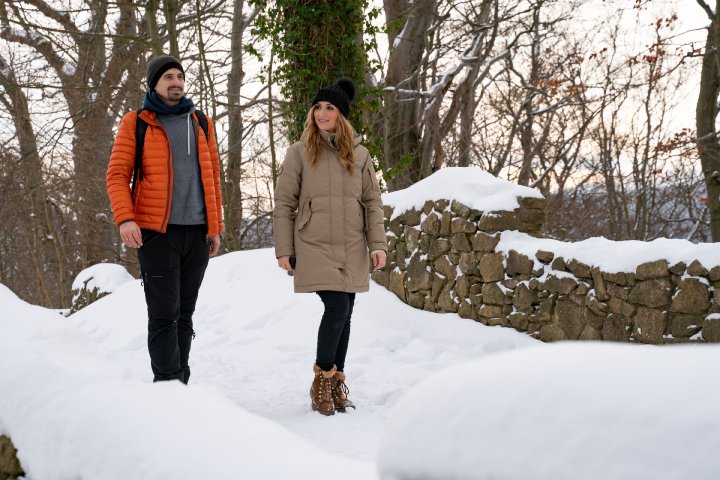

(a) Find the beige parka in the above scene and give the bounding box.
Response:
[273,131,387,293]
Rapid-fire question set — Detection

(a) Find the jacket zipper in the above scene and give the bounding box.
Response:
[193,117,208,207]
[160,126,172,232]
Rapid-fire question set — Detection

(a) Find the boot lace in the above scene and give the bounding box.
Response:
[319,375,334,403]
[333,379,349,400]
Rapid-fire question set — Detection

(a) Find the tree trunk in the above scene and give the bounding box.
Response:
[163,0,182,58]
[696,4,720,241]
[223,0,247,252]
[383,0,437,191]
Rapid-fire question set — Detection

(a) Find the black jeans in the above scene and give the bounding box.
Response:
[315,291,355,372]
[138,224,209,383]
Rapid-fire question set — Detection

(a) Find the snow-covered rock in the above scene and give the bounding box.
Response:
[70,263,134,314]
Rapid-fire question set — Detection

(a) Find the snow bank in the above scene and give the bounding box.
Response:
[382,167,543,219]
[378,342,720,480]
[0,283,374,480]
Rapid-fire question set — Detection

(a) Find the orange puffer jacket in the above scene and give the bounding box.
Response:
[106,109,223,237]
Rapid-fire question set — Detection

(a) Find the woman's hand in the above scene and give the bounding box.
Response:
[371,251,387,271]
[278,255,293,272]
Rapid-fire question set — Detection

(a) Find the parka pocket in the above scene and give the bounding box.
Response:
[297,199,313,231]
[365,163,380,192]
[358,200,369,232]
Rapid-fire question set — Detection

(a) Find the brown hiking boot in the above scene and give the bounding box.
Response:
[332,371,355,412]
[311,364,336,416]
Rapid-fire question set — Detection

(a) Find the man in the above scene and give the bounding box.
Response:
[106,55,223,383]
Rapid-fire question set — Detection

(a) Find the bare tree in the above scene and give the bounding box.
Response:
[0,47,71,305]
[695,0,720,241]
[0,0,226,304]
[0,0,150,269]
[382,0,438,190]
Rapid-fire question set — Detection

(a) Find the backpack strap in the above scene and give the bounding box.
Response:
[131,108,149,201]
[195,109,209,140]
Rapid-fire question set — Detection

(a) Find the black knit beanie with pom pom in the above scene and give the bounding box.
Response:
[312,79,356,117]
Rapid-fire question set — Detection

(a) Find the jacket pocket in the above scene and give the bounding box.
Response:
[297,199,313,231]
[133,180,143,206]
[358,200,368,232]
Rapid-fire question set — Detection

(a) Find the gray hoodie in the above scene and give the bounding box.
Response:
[158,109,206,226]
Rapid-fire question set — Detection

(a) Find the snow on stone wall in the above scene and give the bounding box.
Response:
[374,192,720,344]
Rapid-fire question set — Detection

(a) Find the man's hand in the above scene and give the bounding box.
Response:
[119,221,142,248]
[371,250,387,271]
[209,235,221,257]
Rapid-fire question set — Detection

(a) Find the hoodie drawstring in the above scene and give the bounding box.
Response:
[187,113,191,156]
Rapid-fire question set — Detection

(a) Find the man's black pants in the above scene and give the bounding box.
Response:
[138,224,209,383]
[315,291,356,372]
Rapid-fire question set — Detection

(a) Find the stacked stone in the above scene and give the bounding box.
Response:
[372,196,545,320]
[517,253,720,344]
[373,197,720,344]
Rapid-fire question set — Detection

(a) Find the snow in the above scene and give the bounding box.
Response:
[392,22,408,50]
[61,63,76,76]
[0,282,372,479]
[0,249,536,479]
[498,230,720,274]
[9,28,28,39]
[379,342,720,480]
[1,169,719,478]
[382,167,544,219]
[2,250,718,479]
[71,263,134,300]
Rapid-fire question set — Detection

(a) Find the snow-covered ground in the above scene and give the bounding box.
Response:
[2,248,719,479]
[2,166,719,479]
[0,248,537,479]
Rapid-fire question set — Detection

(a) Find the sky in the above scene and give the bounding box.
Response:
[2,167,720,479]
[584,0,711,130]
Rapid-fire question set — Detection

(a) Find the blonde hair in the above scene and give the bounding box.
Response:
[303,106,355,174]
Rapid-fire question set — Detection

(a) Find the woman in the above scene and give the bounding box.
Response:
[272,79,387,416]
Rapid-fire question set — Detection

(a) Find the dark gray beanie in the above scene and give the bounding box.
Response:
[312,79,356,117]
[146,55,184,90]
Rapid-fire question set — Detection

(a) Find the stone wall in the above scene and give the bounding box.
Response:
[372,198,720,344]
[0,435,24,480]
